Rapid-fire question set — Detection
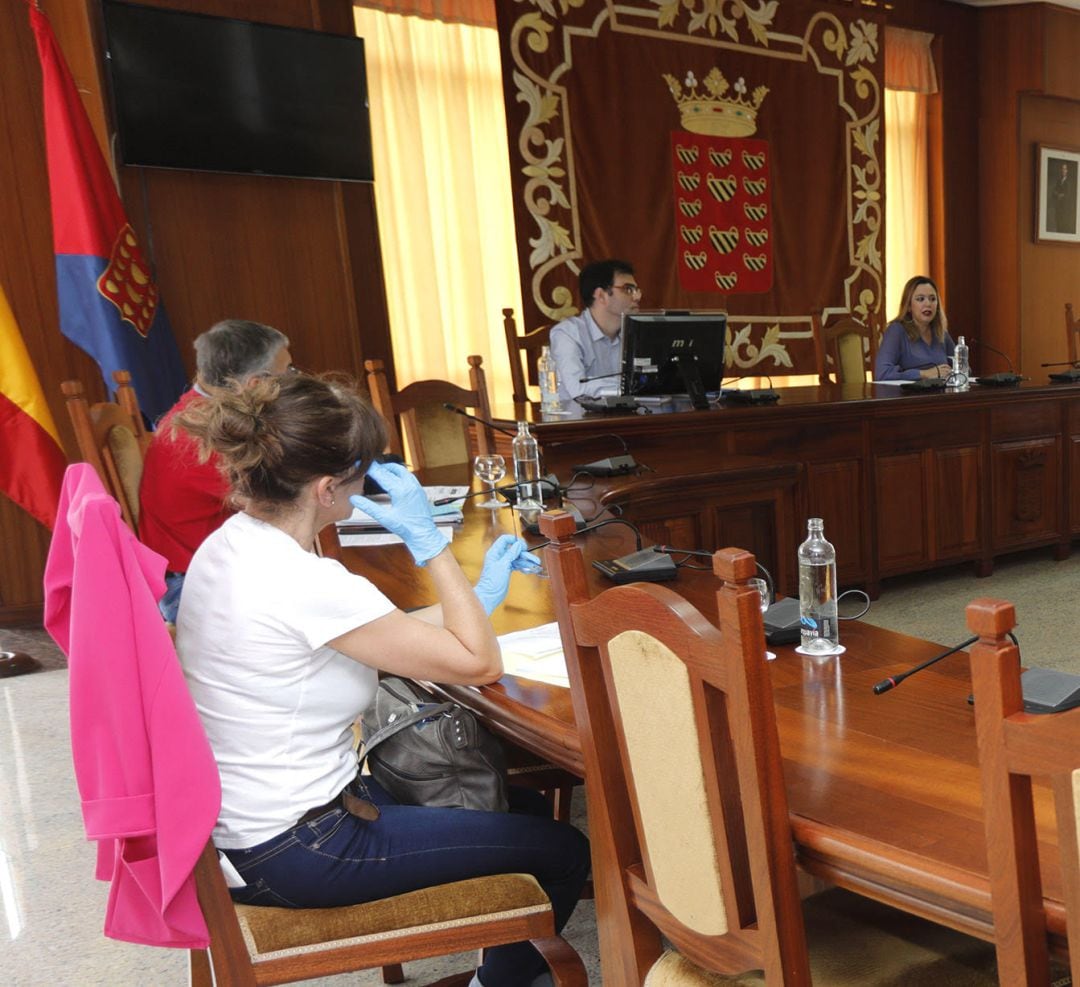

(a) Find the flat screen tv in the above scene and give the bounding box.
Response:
[101,0,375,182]
[620,311,728,399]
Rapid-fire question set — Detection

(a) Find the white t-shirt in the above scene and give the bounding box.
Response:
[176,512,395,848]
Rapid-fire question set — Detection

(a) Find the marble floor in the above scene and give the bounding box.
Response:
[3,545,1078,985]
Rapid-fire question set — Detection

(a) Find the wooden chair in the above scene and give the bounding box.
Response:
[503,307,551,404]
[61,370,151,532]
[540,510,998,985]
[812,313,875,384]
[191,838,586,987]
[365,356,493,468]
[969,596,1079,987]
[1065,302,1079,364]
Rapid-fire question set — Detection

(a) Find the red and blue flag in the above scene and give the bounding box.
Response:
[30,5,186,424]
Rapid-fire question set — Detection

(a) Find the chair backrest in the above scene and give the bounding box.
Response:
[503,307,551,404]
[813,314,875,384]
[1066,302,1078,365]
[364,356,493,468]
[60,370,151,531]
[969,597,1080,987]
[540,510,810,985]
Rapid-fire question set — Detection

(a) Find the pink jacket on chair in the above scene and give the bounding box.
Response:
[44,463,221,948]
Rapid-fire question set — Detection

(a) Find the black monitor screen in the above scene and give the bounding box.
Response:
[621,311,728,397]
[102,1,375,182]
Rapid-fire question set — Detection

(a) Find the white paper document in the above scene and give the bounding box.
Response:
[338,528,454,549]
[497,622,569,688]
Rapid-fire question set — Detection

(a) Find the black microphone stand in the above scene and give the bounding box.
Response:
[872,635,978,694]
[441,403,517,437]
[969,340,1023,385]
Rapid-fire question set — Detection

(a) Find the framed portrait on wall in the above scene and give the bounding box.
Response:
[1036,144,1080,244]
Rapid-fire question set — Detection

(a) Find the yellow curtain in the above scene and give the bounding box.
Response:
[884,27,934,318]
[885,90,929,318]
[354,0,495,28]
[353,7,523,401]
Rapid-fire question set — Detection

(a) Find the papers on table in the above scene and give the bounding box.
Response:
[497,622,569,688]
[335,485,468,549]
[339,528,454,549]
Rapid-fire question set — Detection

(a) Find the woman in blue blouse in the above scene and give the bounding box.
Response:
[874,276,956,381]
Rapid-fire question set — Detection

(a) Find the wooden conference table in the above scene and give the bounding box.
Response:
[328,465,1066,970]
[487,378,1080,599]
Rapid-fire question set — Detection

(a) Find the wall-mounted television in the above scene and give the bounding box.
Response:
[101,0,375,182]
[621,311,728,399]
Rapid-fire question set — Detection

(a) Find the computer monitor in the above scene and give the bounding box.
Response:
[620,311,728,404]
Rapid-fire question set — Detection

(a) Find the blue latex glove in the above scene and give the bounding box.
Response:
[349,461,447,566]
[473,535,543,615]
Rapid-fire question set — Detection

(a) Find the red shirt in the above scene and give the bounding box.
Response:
[138,389,232,572]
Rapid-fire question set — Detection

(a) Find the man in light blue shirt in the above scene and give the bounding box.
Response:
[549,259,641,404]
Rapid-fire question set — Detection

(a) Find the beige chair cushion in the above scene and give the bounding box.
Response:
[836,332,868,384]
[236,872,549,961]
[607,629,727,936]
[643,888,1003,986]
[405,402,469,467]
[106,425,144,523]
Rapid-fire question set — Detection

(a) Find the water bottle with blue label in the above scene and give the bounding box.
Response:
[798,517,840,654]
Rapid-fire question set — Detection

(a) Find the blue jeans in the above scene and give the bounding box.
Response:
[222,780,590,987]
[158,571,185,623]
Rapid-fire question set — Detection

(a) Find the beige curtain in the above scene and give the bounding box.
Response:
[353,6,523,401]
[884,28,935,320]
[355,0,496,28]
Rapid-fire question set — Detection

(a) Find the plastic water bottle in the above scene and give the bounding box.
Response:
[511,421,543,511]
[538,345,562,414]
[953,335,970,390]
[798,518,840,654]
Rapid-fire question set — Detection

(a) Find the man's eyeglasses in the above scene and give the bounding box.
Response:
[608,283,642,298]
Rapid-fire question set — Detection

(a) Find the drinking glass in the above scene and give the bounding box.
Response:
[474,454,506,509]
[748,577,776,660]
[748,577,771,612]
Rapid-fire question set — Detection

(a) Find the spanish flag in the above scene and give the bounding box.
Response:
[0,284,66,529]
[30,5,186,424]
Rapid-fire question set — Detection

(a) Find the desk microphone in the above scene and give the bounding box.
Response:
[441,403,517,437]
[718,374,780,405]
[872,635,978,694]
[550,432,640,477]
[432,476,562,507]
[577,371,622,384]
[1041,360,1080,383]
[969,340,1024,386]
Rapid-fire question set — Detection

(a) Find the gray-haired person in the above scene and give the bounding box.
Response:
[139,319,292,621]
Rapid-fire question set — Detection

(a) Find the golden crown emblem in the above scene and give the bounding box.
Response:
[663,68,769,138]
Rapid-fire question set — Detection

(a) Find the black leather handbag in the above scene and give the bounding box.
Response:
[359,676,508,812]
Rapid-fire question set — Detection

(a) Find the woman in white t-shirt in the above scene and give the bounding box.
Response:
[174,373,589,987]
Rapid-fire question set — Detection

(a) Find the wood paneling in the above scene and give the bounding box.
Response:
[806,459,864,585]
[1044,5,1080,101]
[977,5,1045,374]
[992,437,1061,549]
[1019,94,1080,378]
[875,452,928,573]
[934,445,980,559]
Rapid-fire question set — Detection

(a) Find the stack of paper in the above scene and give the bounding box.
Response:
[497,622,569,688]
[336,486,468,547]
